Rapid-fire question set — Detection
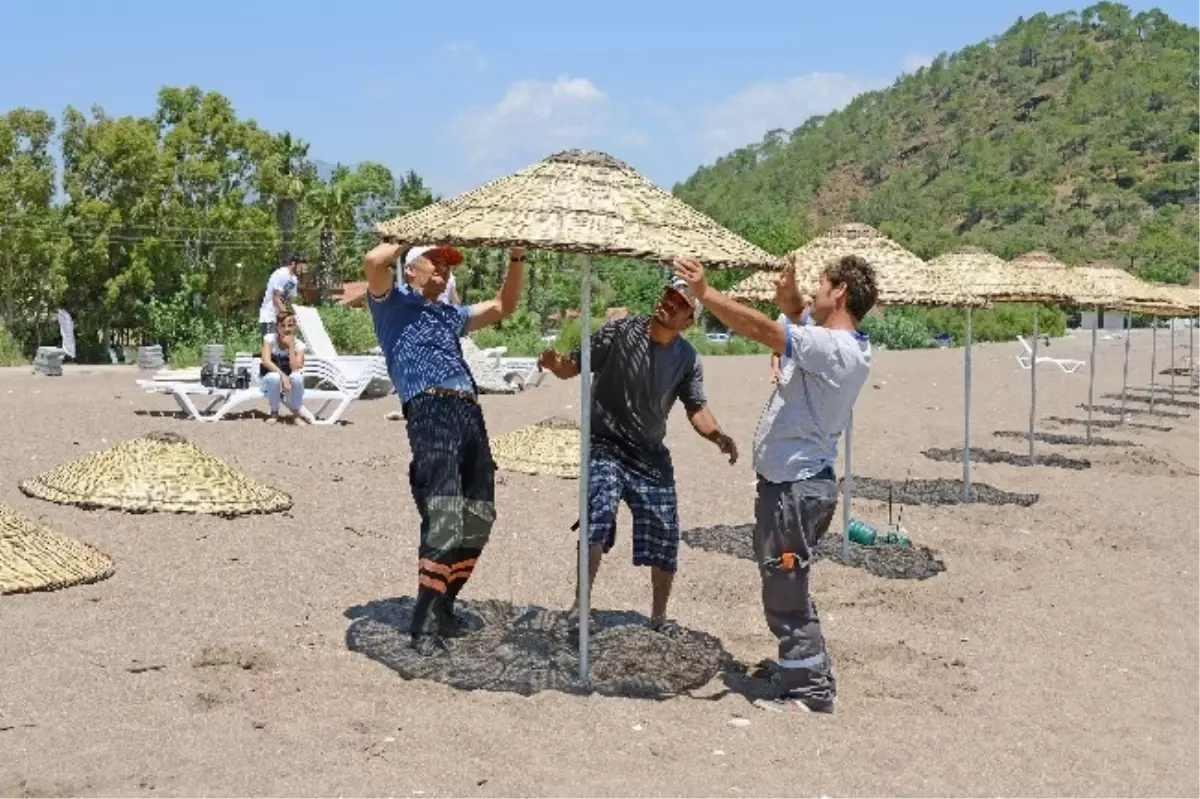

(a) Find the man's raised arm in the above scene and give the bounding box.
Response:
[464,247,526,333]
[364,242,405,299]
[673,257,788,355]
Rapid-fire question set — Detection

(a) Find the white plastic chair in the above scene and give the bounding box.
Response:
[292,305,390,393]
[1015,336,1085,373]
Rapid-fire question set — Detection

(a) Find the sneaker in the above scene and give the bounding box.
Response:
[437,609,474,638]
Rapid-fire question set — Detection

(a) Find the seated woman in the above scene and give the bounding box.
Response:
[260,309,309,425]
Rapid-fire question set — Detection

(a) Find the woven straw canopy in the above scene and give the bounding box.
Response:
[1,504,114,594]
[490,417,580,479]
[374,150,778,269]
[730,223,986,307]
[1153,283,1199,315]
[1071,262,1179,310]
[19,432,292,517]
[1007,250,1093,305]
[925,246,1073,304]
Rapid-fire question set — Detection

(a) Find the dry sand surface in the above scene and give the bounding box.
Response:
[1,328,1197,797]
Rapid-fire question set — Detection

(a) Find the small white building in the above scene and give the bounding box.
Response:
[1079,309,1127,331]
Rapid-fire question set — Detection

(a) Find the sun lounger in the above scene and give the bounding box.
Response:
[1015,336,1084,373]
[135,380,354,425]
[292,305,390,393]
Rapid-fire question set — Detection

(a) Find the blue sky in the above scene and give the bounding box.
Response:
[3,0,1196,197]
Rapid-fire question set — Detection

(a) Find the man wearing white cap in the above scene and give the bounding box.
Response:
[538,279,738,631]
[363,240,526,655]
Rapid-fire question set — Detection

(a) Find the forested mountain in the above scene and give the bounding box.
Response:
[674,3,1199,284]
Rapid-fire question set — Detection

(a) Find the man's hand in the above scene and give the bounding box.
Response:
[714,432,738,465]
[510,245,526,261]
[672,257,709,301]
[770,366,782,384]
[537,348,580,379]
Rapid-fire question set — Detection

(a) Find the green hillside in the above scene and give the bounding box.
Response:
[674,2,1199,284]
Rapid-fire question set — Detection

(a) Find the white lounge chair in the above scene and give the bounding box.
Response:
[292,305,391,394]
[1015,335,1085,373]
[134,354,355,425]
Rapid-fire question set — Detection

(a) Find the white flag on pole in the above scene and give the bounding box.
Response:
[57,309,76,359]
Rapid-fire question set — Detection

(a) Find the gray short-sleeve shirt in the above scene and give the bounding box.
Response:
[752,322,871,483]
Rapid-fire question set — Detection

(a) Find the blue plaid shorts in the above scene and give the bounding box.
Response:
[586,450,680,573]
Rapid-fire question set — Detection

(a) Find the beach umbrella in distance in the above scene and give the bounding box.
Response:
[925,246,1075,498]
[1072,263,1184,430]
[1006,250,1095,464]
[374,149,778,683]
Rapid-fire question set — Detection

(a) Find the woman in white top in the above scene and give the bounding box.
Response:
[260,309,308,424]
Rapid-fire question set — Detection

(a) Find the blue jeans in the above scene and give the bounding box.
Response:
[260,371,305,414]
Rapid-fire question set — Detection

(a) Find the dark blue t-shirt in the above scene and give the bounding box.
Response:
[367,284,475,403]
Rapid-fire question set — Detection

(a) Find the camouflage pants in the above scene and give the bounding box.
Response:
[404,392,497,636]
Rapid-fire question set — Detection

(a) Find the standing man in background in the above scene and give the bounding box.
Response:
[259,253,307,335]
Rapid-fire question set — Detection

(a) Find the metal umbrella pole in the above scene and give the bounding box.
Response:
[1086,306,1098,443]
[1170,320,1176,400]
[1121,312,1131,424]
[962,307,973,500]
[1149,321,1157,413]
[841,411,853,561]
[1028,307,1039,464]
[576,255,593,684]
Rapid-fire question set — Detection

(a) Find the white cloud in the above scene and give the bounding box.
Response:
[442,42,488,72]
[696,72,875,158]
[452,76,610,165]
[903,52,934,73]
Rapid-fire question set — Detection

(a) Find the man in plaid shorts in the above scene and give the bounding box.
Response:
[538,279,738,630]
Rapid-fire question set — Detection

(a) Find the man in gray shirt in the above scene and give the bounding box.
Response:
[674,253,876,714]
[538,279,738,630]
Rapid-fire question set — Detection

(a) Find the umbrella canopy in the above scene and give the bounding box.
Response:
[374,150,778,269]
[490,417,581,479]
[1007,250,1094,304]
[1158,284,1200,315]
[925,246,1072,304]
[1071,261,1180,310]
[19,432,292,517]
[730,223,986,307]
[1,503,114,594]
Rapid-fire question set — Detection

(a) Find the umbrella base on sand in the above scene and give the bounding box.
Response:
[344,597,735,699]
[681,523,946,581]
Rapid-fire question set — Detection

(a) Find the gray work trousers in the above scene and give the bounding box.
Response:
[753,470,838,704]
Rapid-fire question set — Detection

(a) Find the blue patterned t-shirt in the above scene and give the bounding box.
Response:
[367,285,475,403]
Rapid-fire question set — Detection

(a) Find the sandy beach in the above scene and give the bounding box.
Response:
[1,328,1197,797]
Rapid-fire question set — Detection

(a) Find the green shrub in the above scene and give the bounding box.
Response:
[165,320,262,368]
[553,315,608,354]
[860,308,933,349]
[317,305,378,355]
[685,329,770,356]
[0,325,27,366]
[469,309,545,358]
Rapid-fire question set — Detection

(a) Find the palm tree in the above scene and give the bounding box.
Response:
[305,166,357,304]
[270,132,312,265]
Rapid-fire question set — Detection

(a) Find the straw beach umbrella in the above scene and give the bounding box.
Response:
[1072,263,1182,430]
[1121,283,1197,410]
[375,149,778,682]
[1006,250,1095,463]
[925,246,1074,497]
[755,223,987,559]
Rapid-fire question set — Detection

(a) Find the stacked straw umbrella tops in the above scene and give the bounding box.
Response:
[374,148,778,684]
[1115,279,1200,411]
